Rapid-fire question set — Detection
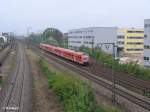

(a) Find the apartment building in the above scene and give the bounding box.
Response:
[144,19,150,67]
[117,28,144,56]
[68,27,117,54]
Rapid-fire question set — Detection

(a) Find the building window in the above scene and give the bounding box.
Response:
[69,41,81,43]
[127,42,143,45]
[126,49,143,51]
[89,42,94,44]
[144,35,147,38]
[85,36,92,38]
[117,35,125,39]
[117,41,124,45]
[127,31,144,33]
[127,36,143,39]
[83,42,88,44]
[144,57,149,61]
[144,45,150,49]
[144,24,150,28]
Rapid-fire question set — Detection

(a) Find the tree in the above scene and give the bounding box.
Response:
[42,28,63,46]
[0,37,4,44]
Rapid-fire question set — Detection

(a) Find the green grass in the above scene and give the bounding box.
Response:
[80,47,150,98]
[81,47,150,81]
[38,57,121,112]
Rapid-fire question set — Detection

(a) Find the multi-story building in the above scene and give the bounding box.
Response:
[144,19,150,67]
[117,28,144,56]
[68,27,117,54]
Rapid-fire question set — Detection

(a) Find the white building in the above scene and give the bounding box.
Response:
[68,27,117,54]
[144,19,150,67]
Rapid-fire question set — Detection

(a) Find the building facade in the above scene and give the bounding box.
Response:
[68,27,117,54]
[117,28,144,56]
[144,19,150,67]
[63,33,68,39]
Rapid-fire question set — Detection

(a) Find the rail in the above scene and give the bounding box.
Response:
[30,44,150,111]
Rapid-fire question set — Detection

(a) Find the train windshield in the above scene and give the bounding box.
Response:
[83,52,89,56]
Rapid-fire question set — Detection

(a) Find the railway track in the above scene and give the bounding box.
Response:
[29,44,150,111]
[0,42,32,112]
[29,42,150,95]
[82,62,150,95]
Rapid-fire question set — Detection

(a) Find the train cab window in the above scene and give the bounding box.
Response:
[83,52,89,56]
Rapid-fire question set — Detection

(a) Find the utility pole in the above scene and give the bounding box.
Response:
[91,36,94,50]
[96,42,117,103]
[91,36,95,55]
[112,43,116,103]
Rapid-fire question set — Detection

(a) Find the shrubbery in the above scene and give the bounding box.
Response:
[0,80,3,86]
[81,47,150,81]
[38,57,107,112]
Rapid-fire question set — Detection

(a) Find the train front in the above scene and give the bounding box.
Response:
[82,53,89,65]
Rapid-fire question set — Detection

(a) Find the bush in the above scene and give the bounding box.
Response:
[38,57,107,112]
[80,47,150,81]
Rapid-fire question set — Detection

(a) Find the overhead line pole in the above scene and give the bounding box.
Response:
[96,42,117,103]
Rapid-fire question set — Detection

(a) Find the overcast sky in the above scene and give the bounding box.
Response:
[0,0,150,35]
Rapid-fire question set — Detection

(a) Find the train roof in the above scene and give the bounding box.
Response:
[57,46,83,55]
[41,43,83,55]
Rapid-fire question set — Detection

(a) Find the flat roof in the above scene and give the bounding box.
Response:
[144,19,150,20]
[69,26,118,31]
[118,28,144,31]
[41,43,83,55]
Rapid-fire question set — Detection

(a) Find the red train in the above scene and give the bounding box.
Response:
[40,43,89,65]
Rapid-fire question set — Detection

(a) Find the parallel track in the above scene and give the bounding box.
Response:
[30,44,150,111]
[0,42,17,103]
[81,63,150,95]
[0,42,32,112]
[30,42,150,95]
